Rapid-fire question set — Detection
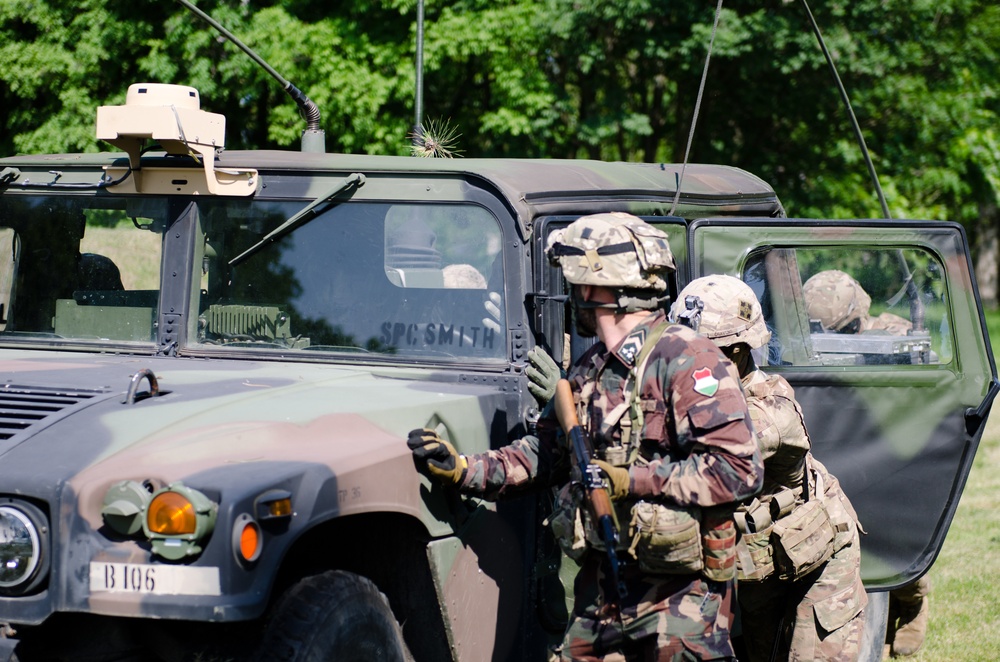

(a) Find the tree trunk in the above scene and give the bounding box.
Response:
[973,203,999,309]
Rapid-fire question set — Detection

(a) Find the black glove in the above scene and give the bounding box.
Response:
[407,428,467,486]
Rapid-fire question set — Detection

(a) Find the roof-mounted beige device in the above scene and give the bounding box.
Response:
[96,83,258,196]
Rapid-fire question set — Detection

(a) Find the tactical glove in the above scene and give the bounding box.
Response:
[594,460,630,501]
[526,346,561,406]
[407,428,468,486]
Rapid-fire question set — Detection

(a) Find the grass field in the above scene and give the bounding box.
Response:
[910,307,1000,660]
[81,225,161,290]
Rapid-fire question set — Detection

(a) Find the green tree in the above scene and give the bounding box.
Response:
[2,1,999,301]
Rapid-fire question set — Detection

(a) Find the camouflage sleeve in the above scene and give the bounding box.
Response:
[459,416,567,500]
[629,334,762,507]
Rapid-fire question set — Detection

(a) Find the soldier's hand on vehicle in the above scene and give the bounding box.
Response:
[594,460,630,501]
[526,346,561,406]
[482,291,502,334]
[407,428,467,486]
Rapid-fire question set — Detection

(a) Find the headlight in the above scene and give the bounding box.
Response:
[0,501,48,595]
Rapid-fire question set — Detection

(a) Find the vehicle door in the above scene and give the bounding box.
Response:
[689,218,998,589]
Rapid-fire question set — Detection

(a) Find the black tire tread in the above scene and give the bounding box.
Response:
[254,570,410,662]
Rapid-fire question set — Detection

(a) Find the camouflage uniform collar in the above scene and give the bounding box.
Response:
[611,311,667,367]
[741,367,769,391]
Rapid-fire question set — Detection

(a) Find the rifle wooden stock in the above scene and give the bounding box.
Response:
[554,381,616,521]
[553,379,626,601]
[553,379,580,436]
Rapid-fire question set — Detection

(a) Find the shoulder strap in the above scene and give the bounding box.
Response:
[601,320,672,459]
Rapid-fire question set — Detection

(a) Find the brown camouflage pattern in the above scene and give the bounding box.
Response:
[460,312,762,657]
[462,313,761,506]
[545,213,675,291]
[804,269,914,336]
[741,370,810,494]
[559,556,735,661]
[736,369,867,662]
[863,311,912,336]
[802,270,873,331]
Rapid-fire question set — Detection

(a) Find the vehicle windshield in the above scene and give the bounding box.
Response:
[195,199,506,361]
[0,193,163,346]
[0,194,507,362]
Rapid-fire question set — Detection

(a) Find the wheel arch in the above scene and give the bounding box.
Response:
[266,510,452,661]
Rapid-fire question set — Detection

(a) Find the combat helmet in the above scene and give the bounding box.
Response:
[546,212,675,312]
[802,269,871,331]
[546,210,673,284]
[671,275,771,349]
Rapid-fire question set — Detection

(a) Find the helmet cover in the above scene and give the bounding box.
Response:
[802,269,871,331]
[671,275,770,349]
[545,212,675,290]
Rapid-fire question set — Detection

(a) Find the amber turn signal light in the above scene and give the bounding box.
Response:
[147,491,196,535]
[142,482,218,561]
[233,513,262,564]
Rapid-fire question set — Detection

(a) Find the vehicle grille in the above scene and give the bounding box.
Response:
[0,385,107,440]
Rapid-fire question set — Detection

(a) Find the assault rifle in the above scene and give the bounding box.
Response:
[553,379,627,603]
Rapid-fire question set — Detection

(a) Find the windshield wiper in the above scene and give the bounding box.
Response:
[229,172,365,267]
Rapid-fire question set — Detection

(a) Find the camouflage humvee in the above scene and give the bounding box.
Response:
[0,84,994,662]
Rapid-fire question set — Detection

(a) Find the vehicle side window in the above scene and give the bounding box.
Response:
[744,247,951,366]
[198,201,506,360]
[0,199,162,342]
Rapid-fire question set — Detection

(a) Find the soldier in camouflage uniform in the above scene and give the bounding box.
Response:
[672,275,867,662]
[802,270,912,335]
[409,212,763,661]
[802,269,930,659]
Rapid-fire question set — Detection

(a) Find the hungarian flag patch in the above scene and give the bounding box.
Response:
[692,367,719,396]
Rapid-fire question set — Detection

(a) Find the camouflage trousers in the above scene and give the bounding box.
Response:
[559,555,736,661]
[737,526,866,662]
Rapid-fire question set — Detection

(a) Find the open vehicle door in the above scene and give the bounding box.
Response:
[690,218,998,589]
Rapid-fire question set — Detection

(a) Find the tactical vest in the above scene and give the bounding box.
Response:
[547,321,737,582]
[734,452,859,583]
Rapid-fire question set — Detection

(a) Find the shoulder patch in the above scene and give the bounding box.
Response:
[616,327,646,366]
[692,367,719,397]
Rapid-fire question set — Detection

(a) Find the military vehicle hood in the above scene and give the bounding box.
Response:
[0,351,494,531]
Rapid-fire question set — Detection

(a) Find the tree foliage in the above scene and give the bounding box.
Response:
[2,0,998,298]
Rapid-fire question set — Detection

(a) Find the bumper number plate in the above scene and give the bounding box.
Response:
[89,562,221,596]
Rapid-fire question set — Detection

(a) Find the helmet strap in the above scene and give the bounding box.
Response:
[571,287,668,314]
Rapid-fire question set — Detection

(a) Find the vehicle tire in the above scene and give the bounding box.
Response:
[254,570,411,662]
[858,589,890,662]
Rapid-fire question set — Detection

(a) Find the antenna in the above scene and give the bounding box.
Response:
[414,0,425,137]
[669,0,724,217]
[799,0,890,220]
[800,2,927,329]
[177,0,326,153]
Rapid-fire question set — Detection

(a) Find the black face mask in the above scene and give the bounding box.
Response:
[572,296,598,338]
[722,343,754,377]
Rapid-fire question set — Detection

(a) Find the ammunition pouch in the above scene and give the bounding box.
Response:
[771,491,836,582]
[701,510,738,582]
[734,498,776,582]
[627,501,703,575]
[735,485,837,583]
[545,483,588,563]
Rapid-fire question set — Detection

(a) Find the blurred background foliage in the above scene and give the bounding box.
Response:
[2,0,998,302]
